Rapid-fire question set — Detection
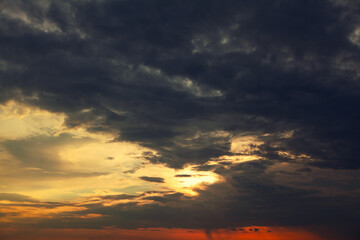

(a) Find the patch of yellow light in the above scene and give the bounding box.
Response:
[6,169,146,202]
[135,164,220,196]
[0,205,87,222]
[0,101,65,139]
[230,135,263,154]
[59,139,145,172]
[280,130,295,138]
[276,151,311,161]
[0,200,15,205]
[209,155,261,166]
[175,167,219,189]
[0,101,154,201]
[0,101,221,203]
[79,213,102,219]
[99,198,142,207]
[57,126,116,140]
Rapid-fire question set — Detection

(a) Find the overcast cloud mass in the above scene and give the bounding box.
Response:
[0,0,360,240]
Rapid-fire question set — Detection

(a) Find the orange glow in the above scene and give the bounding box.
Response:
[0,205,87,222]
[205,227,328,240]
[0,227,330,240]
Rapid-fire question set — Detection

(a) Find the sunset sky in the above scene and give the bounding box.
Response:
[0,0,360,240]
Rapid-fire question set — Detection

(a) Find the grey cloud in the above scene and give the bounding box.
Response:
[1,133,93,170]
[174,174,192,178]
[0,193,37,202]
[139,176,165,183]
[142,193,191,204]
[100,194,140,200]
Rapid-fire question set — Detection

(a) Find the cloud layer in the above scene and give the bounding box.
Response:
[0,0,360,239]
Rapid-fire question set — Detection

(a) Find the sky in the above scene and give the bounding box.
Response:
[0,0,359,239]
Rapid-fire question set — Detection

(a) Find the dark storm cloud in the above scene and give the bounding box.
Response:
[142,192,191,204]
[1,0,360,238]
[139,176,165,183]
[1,0,359,170]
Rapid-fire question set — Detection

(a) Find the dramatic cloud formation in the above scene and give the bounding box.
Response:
[0,0,359,239]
